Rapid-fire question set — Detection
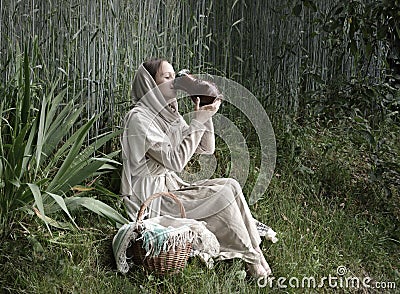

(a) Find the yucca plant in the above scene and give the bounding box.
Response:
[0,47,128,237]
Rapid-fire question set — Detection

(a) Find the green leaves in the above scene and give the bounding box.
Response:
[47,115,98,193]
[46,192,77,228]
[28,183,50,232]
[65,196,128,226]
[0,51,126,236]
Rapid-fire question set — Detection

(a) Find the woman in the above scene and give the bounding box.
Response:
[120,58,272,278]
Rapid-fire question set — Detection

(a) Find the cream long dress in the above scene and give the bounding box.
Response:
[121,64,267,265]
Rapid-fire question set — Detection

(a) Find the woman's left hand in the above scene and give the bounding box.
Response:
[194,96,222,124]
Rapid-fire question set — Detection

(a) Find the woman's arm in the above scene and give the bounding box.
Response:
[127,99,220,173]
[195,118,215,154]
[192,96,221,155]
[143,118,208,172]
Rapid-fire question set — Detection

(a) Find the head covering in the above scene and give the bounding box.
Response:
[131,64,180,124]
[120,63,183,218]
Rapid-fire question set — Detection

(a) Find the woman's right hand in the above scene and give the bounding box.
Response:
[193,96,222,124]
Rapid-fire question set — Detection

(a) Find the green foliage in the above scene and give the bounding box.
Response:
[350,115,400,220]
[303,76,399,124]
[300,0,400,76]
[0,1,399,292]
[1,117,399,292]
[0,47,127,237]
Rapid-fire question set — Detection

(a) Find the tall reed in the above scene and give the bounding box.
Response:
[0,0,387,134]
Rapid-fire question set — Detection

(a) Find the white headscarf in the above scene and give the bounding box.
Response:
[131,64,180,124]
[120,63,184,219]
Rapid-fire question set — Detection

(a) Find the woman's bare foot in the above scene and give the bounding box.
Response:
[245,263,269,278]
[255,246,272,276]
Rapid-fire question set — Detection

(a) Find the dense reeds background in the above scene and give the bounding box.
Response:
[1,0,388,126]
[1,0,399,293]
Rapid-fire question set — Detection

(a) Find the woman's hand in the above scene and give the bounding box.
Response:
[193,95,222,124]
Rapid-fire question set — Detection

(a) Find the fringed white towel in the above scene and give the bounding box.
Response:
[112,222,139,274]
[137,222,195,257]
[112,215,220,274]
[255,220,278,243]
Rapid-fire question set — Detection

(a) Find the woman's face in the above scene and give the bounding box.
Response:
[155,61,176,101]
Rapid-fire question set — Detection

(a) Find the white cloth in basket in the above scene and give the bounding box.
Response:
[112,215,220,274]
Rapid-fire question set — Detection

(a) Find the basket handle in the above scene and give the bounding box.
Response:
[136,192,186,222]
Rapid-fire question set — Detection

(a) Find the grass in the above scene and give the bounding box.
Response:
[1,116,398,294]
[1,1,398,292]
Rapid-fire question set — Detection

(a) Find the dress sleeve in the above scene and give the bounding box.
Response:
[195,118,215,154]
[140,117,208,173]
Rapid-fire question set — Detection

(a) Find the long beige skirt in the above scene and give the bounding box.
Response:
[160,178,263,264]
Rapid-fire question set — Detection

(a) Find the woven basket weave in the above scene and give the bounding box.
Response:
[130,192,192,275]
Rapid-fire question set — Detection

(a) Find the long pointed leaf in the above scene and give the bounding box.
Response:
[53,159,105,193]
[42,105,85,171]
[52,149,120,193]
[54,142,121,192]
[20,118,37,179]
[73,130,123,167]
[47,115,98,192]
[46,99,78,137]
[34,81,64,167]
[41,89,70,158]
[33,207,74,230]
[35,95,47,175]
[11,122,31,179]
[50,130,121,191]
[44,81,64,132]
[28,183,50,233]
[65,196,128,225]
[46,192,78,228]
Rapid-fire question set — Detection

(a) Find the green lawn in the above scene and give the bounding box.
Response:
[1,120,399,294]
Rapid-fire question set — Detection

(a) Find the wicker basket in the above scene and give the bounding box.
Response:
[130,192,192,275]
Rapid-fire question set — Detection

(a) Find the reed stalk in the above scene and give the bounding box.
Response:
[0,0,387,133]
